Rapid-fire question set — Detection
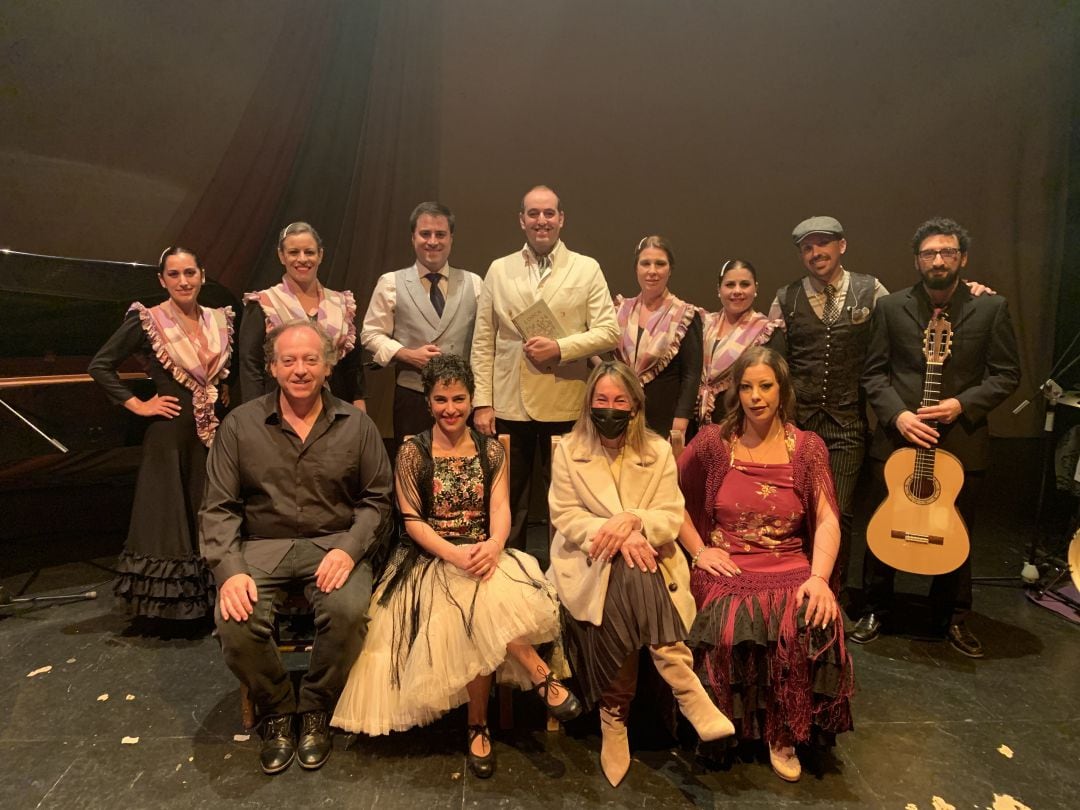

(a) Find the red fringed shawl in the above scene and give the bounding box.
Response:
[679,423,840,588]
[678,424,853,744]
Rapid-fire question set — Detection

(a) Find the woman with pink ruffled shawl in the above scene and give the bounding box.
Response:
[677,345,853,782]
[696,259,776,425]
[89,247,233,621]
[614,236,702,439]
[237,221,365,409]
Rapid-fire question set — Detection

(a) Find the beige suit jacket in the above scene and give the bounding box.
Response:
[471,243,619,422]
[547,433,695,629]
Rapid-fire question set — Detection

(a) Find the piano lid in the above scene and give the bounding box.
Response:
[0,249,237,377]
[0,248,239,484]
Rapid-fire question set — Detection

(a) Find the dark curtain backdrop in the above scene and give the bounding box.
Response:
[173,1,441,422]
[173,4,337,292]
[177,0,440,312]
[433,0,1078,439]
[2,0,1076,438]
[1056,68,1080,392]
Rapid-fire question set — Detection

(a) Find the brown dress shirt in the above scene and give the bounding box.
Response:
[200,391,392,585]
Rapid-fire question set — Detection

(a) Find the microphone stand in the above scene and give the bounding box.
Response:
[1017,379,1063,583]
[1010,324,1080,587]
[0,584,99,610]
[0,396,70,453]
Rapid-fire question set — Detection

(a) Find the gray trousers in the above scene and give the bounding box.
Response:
[216,541,373,719]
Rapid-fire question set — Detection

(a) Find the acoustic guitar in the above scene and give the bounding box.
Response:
[866,315,970,575]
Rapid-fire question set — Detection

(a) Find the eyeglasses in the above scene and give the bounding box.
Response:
[917,248,962,262]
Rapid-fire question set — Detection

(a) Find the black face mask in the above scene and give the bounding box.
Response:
[590,407,632,440]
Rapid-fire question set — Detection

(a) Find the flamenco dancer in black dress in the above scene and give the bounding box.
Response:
[89,247,234,622]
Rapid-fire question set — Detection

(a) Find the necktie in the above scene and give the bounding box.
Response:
[425,272,445,317]
[822,283,839,325]
[535,254,551,284]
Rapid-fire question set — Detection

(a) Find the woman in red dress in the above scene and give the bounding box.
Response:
[677,346,853,782]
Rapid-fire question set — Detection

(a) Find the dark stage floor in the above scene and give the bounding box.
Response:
[2,439,1078,809]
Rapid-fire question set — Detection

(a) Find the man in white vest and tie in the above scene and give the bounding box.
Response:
[472,185,620,550]
[361,201,483,451]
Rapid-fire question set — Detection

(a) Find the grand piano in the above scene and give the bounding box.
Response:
[0,249,239,546]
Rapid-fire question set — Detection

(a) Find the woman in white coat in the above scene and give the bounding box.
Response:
[547,360,734,786]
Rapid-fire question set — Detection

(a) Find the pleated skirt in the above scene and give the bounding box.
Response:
[561,558,686,710]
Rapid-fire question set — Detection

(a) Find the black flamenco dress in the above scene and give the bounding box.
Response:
[88,303,233,620]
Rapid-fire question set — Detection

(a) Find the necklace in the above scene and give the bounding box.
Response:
[283,275,323,316]
[738,420,785,463]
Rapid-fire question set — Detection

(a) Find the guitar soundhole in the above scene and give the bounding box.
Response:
[904,474,940,504]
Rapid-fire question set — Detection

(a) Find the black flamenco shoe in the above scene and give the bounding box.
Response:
[467,724,495,779]
[534,670,583,723]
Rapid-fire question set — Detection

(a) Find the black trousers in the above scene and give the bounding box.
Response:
[799,411,866,584]
[391,385,435,460]
[861,460,983,628]
[496,418,575,551]
[215,542,373,719]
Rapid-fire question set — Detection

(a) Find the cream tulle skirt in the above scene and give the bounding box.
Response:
[332,548,561,735]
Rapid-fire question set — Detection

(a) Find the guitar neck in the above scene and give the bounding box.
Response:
[920,359,943,422]
[915,358,944,472]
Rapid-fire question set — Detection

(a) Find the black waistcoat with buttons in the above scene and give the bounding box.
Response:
[780,273,877,428]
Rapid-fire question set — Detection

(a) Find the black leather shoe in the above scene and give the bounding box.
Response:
[467,724,495,779]
[534,670,583,723]
[297,710,333,770]
[947,622,984,658]
[259,714,296,775]
[849,613,881,644]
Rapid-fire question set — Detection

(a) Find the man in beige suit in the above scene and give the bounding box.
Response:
[472,185,619,550]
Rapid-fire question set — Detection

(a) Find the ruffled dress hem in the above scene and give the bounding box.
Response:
[688,566,853,748]
[113,551,216,620]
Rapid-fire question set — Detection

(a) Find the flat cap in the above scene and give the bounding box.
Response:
[792,216,844,244]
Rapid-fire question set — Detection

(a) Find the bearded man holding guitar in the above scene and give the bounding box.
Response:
[852,218,1020,657]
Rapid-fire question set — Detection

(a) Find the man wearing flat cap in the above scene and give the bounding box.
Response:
[767,217,888,600]
[767,216,992,610]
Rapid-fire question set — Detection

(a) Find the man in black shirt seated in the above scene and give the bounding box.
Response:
[201,320,392,774]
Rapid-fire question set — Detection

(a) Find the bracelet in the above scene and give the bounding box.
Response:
[691,547,706,569]
[811,573,829,583]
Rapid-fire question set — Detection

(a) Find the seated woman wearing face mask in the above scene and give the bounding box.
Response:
[547,360,734,787]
